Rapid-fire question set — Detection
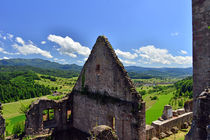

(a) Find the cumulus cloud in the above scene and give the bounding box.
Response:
[180,50,187,55]
[0,56,10,60]
[53,58,67,64]
[48,34,91,58]
[16,37,25,44]
[119,58,136,65]
[0,45,19,55]
[7,33,14,39]
[134,45,192,65]
[13,37,53,58]
[171,32,179,36]
[41,41,46,44]
[115,49,138,59]
[77,60,84,63]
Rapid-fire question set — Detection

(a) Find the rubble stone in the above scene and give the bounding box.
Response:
[90,125,118,140]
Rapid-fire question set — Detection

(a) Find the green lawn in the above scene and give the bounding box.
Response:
[146,92,174,124]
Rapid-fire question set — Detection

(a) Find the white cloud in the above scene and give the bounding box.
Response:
[115,49,138,59]
[0,57,10,60]
[16,37,25,44]
[171,32,179,36]
[0,45,19,55]
[180,50,187,55]
[77,60,83,63]
[3,56,9,59]
[48,34,91,58]
[84,57,88,61]
[13,37,53,58]
[3,36,6,40]
[53,58,67,64]
[134,45,192,65]
[7,33,14,39]
[41,41,46,44]
[119,58,136,65]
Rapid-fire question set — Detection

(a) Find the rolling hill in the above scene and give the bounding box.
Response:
[0,58,192,78]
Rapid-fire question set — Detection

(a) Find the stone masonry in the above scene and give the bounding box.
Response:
[186,0,210,139]
[186,88,210,140]
[0,102,5,140]
[25,97,72,135]
[25,36,146,140]
[72,36,146,140]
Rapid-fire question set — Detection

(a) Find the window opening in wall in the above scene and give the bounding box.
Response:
[67,109,71,122]
[96,64,100,72]
[112,116,116,129]
[43,109,55,122]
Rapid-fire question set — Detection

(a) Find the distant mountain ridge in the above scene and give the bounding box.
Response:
[0,58,192,78]
[0,58,82,71]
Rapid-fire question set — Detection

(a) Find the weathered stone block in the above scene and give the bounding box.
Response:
[171,126,178,134]
[177,108,185,115]
[90,125,118,140]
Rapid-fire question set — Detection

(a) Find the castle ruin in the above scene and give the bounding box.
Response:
[25,36,146,140]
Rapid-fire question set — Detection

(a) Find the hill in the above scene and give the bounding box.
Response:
[0,58,82,71]
[0,58,192,78]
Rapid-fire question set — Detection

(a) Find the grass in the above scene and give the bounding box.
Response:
[35,74,77,94]
[2,97,40,136]
[146,92,174,124]
[136,83,175,124]
[6,115,25,136]
[2,77,179,136]
[163,128,190,140]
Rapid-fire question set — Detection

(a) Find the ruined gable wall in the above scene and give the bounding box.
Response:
[72,92,145,140]
[73,36,139,102]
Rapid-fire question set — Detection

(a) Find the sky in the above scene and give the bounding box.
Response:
[0,0,192,68]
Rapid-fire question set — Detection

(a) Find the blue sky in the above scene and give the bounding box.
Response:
[0,0,192,67]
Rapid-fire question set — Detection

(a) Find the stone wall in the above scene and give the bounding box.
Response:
[25,97,72,135]
[146,105,193,140]
[186,88,210,139]
[152,112,192,138]
[73,36,141,103]
[188,0,210,139]
[0,102,5,140]
[72,36,146,140]
[73,92,145,140]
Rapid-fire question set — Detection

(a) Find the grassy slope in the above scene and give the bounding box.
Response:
[3,98,37,136]
[3,77,178,136]
[136,85,176,124]
[35,74,77,93]
[146,92,173,124]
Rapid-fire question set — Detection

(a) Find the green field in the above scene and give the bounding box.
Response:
[2,98,37,136]
[136,84,176,124]
[35,74,77,94]
[2,77,183,136]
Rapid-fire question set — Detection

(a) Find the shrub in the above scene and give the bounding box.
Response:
[12,121,25,137]
[151,96,158,100]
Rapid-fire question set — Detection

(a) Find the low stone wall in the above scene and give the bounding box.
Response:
[152,112,192,138]
[146,105,193,140]
[146,125,156,140]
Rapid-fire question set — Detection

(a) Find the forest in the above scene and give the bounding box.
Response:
[0,71,51,103]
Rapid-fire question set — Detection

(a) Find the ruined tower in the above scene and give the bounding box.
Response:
[72,36,146,140]
[186,0,210,139]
